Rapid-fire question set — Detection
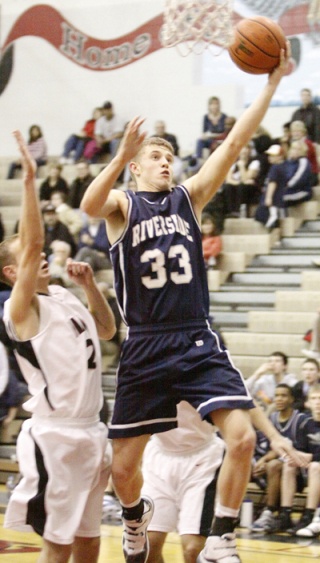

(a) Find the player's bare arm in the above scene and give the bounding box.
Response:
[184,43,291,219]
[66,259,116,340]
[6,131,44,339]
[81,116,147,234]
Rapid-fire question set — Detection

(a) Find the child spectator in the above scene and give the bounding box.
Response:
[60,107,102,164]
[292,358,320,413]
[283,140,313,207]
[255,144,287,229]
[50,190,83,240]
[7,125,47,179]
[201,213,222,269]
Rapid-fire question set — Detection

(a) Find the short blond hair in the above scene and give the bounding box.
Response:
[134,137,174,161]
[0,234,19,286]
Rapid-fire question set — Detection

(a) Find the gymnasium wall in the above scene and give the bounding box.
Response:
[0,0,317,157]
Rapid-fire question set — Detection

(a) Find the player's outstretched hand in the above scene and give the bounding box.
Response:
[12,130,37,181]
[268,39,291,84]
[117,116,147,161]
[269,434,309,467]
[66,259,94,287]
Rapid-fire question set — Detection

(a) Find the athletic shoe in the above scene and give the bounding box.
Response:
[122,496,154,563]
[250,509,274,532]
[296,515,320,537]
[266,511,294,533]
[292,511,315,535]
[196,533,240,562]
[301,349,320,360]
[102,494,122,525]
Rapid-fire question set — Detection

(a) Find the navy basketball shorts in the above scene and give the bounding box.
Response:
[108,320,254,439]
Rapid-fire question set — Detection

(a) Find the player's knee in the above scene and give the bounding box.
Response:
[228,425,255,458]
[181,537,205,563]
[266,458,282,475]
[308,460,320,477]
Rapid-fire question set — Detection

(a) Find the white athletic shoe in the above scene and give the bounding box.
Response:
[296,516,320,538]
[196,533,241,563]
[250,508,274,532]
[122,497,154,563]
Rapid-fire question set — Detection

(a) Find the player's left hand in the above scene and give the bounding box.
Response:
[268,40,291,83]
[12,130,37,180]
[66,259,94,287]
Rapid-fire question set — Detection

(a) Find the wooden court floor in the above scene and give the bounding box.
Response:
[1,497,320,562]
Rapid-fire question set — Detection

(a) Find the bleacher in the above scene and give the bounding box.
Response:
[1,155,320,515]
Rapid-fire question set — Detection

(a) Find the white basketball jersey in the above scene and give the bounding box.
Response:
[3,285,103,418]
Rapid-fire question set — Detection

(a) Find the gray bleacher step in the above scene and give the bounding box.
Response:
[102,374,116,389]
[250,255,318,268]
[280,237,320,249]
[0,445,16,459]
[209,290,275,308]
[210,311,248,328]
[230,272,301,286]
[298,220,320,232]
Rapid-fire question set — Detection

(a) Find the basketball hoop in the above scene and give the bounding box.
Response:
[161,0,234,56]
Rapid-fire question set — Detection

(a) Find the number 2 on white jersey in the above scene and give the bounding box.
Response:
[141,244,193,289]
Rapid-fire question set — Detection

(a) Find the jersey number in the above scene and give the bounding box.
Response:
[141,245,193,289]
[86,338,97,369]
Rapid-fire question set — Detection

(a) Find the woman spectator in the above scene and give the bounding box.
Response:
[283,140,313,207]
[7,125,47,179]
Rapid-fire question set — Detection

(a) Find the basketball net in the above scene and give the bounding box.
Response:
[161,0,234,56]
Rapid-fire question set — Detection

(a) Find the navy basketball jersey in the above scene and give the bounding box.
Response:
[109,186,209,326]
[269,409,308,442]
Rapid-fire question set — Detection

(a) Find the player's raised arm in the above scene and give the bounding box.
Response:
[185,43,291,216]
[81,116,147,220]
[6,132,44,330]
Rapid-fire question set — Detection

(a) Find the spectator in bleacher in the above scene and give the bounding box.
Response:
[291,88,320,144]
[283,140,313,208]
[68,160,95,209]
[83,101,125,163]
[201,213,222,269]
[270,384,320,536]
[74,217,111,272]
[195,96,227,161]
[39,162,69,207]
[292,358,320,413]
[151,120,183,183]
[7,124,47,179]
[50,190,83,240]
[250,384,308,533]
[255,144,287,229]
[289,120,319,186]
[60,107,102,164]
[302,308,320,360]
[245,352,297,411]
[42,203,77,258]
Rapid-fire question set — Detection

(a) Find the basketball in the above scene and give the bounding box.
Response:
[228,16,286,75]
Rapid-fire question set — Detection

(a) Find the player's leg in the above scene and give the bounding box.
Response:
[181,534,206,563]
[211,408,255,512]
[197,408,255,563]
[112,434,154,563]
[72,536,100,563]
[37,539,72,563]
[147,531,167,563]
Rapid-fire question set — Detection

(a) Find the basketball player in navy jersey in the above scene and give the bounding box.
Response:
[0,131,116,563]
[81,44,302,563]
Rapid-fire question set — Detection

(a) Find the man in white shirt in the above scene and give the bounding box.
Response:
[94,101,125,159]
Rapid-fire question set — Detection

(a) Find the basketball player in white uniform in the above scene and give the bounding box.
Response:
[0,131,116,563]
[142,401,224,563]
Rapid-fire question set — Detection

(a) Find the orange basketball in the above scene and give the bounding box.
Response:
[228,16,286,74]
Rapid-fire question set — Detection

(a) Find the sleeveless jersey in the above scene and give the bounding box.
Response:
[3,285,103,418]
[109,186,209,326]
[269,409,308,442]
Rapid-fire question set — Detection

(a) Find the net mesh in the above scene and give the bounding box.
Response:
[161,0,234,55]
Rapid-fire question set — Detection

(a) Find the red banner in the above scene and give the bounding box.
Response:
[2,4,164,71]
[1,3,312,73]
